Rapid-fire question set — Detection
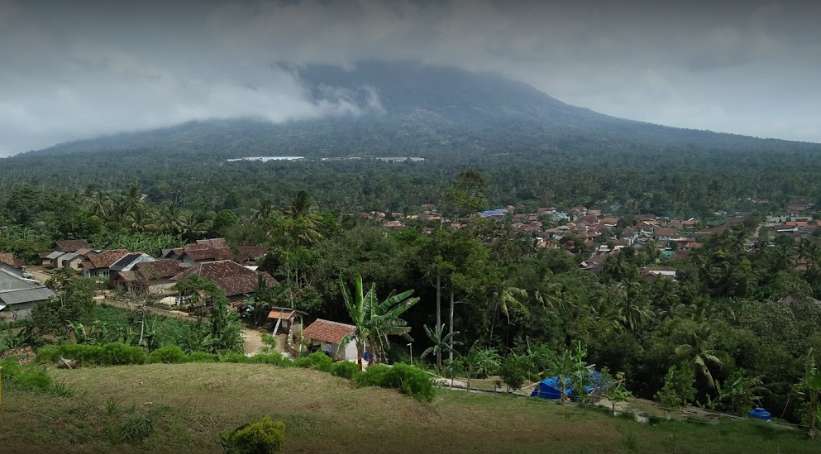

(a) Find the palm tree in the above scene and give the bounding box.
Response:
[489,286,527,340]
[340,275,420,369]
[421,323,460,373]
[675,325,724,393]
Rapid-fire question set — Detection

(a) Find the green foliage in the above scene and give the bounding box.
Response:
[656,364,697,409]
[463,347,502,379]
[37,342,146,366]
[147,345,188,364]
[355,363,435,401]
[116,413,154,444]
[294,352,334,372]
[0,359,70,395]
[31,276,96,336]
[330,360,361,379]
[499,354,531,391]
[220,416,286,454]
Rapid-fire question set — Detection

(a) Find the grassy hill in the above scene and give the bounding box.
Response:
[1,363,818,453]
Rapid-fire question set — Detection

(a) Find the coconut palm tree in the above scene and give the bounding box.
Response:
[340,274,420,369]
[675,325,724,393]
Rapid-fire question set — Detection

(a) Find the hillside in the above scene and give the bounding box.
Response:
[1,363,818,453]
[21,61,821,159]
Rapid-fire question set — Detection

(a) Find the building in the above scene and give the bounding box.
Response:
[81,249,130,279]
[0,267,55,320]
[302,318,358,361]
[112,259,185,295]
[0,252,24,270]
[110,252,156,276]
[172,260,276,300]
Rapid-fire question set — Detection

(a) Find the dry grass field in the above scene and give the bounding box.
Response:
[1,363,818,453]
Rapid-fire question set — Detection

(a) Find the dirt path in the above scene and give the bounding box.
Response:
[241,327,265,356]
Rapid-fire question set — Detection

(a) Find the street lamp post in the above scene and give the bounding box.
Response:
[407,343,413,365]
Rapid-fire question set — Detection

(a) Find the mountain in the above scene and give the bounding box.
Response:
[23,60,821,158]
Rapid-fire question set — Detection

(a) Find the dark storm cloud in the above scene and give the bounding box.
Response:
[1,0,820,155]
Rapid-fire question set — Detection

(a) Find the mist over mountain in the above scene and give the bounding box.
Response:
[22,61,821,159]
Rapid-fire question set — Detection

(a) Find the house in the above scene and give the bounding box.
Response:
[0,252,24,271]
[162,238,242,266]
[179,247,233,266]
[42,239,92,268]
[266,307,307,353]
[172,260,276,300]
[641,266,677,280]
[81,249,129,279]
[0,267,55,320]
[42,251,65,268]
[112,259,185,295]
[109,252,156,276]
[232,245,267,266]
[58,248,93,271]
[654,227,678,242]
[302,318,358,361]
[55,239,91,253]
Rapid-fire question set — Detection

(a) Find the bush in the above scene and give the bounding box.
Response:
[656,364,696,409]
[250,353,293,367]
[117,413,154,444]
[355,363,434,401]
[148,345,187,364]
[102,343,146,365]
[220,416,286,454]
[330,361,360,379]
[188,351,219,362]
[0,358,69,395]
[219,352,250,363]
[294,352,333,372]
[499,354,530,391]
[37,343,145,366]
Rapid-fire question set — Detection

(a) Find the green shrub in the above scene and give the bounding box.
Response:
[0,358,69,395]
[250,353,293,367]
[499,354,530,391]
[102,343,146,365]
[148,345,187,364]
[188,351,219,362]
[331,361,360,379]
[117,413,154,444]
[355,363,434,401]
[294,352,333,372]
[220,416,286,454]
[219,352,250,363]
[37,342,145,366]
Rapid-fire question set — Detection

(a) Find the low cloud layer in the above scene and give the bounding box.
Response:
[1,0,820,156]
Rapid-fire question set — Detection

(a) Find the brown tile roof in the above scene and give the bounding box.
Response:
[182,247,233,263]
[194,238,228,249]
[303,319,356,344]
[55,239,91,253]
[0,252,23,269]
[173,260,275,297]
[85,249,129,270]
[233,245,267,264]
[133,260,185,282]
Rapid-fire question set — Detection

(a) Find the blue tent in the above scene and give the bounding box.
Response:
[530,372,603,400]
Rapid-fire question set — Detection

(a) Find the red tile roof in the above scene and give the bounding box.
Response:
[302,319,356,344]
[172,260,275,297]
[267,308,299,320]
[85,249,129,269]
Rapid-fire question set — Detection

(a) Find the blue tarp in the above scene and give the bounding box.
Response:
[530,372,603,400]
[748,407,771,421]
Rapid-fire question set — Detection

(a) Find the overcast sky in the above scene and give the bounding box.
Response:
[1,0,820,156]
